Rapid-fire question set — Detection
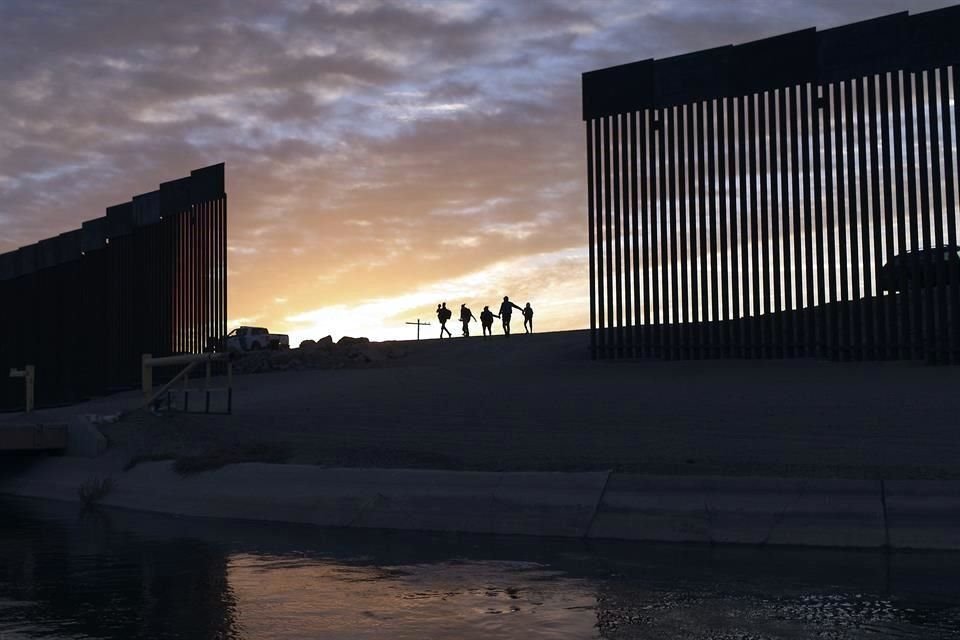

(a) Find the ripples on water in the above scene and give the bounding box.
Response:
[0,497,958,639]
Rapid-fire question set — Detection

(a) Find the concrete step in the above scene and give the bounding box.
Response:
[0,423,67,452]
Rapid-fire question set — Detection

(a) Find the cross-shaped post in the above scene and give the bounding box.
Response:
[405,318,430,340]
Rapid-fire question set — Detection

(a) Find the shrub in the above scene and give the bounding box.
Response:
[78,476,113,507]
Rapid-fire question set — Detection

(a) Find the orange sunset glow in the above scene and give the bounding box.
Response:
[2,0,955,344]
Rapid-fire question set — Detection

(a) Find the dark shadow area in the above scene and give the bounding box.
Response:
[596,282,960,364]
[0,452,47,481]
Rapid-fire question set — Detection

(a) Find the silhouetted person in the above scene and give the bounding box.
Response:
[460,303,476,337]
[499,296,523,336]
[522,302,534,333]
[437,302,452,338]
[480,305,498,338]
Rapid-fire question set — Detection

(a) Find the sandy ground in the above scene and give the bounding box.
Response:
[6,329,960,479]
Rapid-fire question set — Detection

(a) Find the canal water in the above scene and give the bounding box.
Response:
[0,497,958,639]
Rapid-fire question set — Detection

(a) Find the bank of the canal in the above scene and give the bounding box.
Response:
[2,449,958,551]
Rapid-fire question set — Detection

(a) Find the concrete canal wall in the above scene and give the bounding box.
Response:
[2,455,957,551]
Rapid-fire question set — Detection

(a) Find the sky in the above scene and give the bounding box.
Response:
[1,0,957,344]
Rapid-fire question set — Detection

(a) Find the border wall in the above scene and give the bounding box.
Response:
[0,164,227,410]
[583,8,960,362]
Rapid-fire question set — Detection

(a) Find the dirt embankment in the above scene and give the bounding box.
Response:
[11,329,960,482]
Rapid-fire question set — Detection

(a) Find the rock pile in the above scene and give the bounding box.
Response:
[232,336,408,375]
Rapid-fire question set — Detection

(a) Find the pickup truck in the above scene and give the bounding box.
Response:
[223,326,290,352]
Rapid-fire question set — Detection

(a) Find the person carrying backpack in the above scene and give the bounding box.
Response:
[460,303,477,337]
[437,302,452,338]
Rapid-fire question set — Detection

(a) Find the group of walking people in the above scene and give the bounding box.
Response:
[436,296,534,339]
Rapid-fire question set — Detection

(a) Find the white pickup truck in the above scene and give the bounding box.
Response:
[224,326,289,352]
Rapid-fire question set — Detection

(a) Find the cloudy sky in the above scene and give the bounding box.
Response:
[1,0,955,343]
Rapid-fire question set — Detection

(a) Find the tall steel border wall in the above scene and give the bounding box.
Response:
[0,163,227,410]
[583,7,960,362]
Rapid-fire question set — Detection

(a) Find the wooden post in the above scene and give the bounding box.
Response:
[9,366,35,413]
[141,360,200,409]
[139,353,231,413]
[142,354,153,405]
[24,365,34,413]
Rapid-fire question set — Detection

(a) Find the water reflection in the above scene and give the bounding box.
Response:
[0,501,240,639]
[229,555,595,639]
[1,497,959,639]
